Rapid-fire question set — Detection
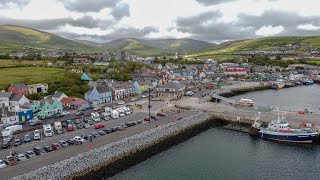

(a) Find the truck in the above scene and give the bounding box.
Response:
[54,121,63,134]
[111,109,119,119]
[43,124,53,137]
[91,112,100,122]
[1,125,22,142]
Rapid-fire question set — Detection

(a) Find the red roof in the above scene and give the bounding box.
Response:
[61,98,88,105]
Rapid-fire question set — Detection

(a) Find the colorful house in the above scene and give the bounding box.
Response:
[84,86,113,105]
[81,73,93,81]
[18,109,33,123]
[61,98,90,110]
[133,81,141,95]
[8,83,29,95]
[30,99,63,119]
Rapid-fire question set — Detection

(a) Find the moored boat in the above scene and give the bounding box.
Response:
[302,79,314,86]
[249,114,318,143]
[271,82,285,89]
[235,98,254,107]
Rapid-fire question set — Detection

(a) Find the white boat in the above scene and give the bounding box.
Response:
[236,98,254,106]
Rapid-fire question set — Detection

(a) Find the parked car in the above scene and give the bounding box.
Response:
[91,132,100,138]
[29,120,42,126]
[76,123,84,129]
[93,107,101,111]
[75,119,82,124]
[61,111,70,115]
[74,136,84,143]
[150,115,159,120]
[84,123,91,129]
[53,113,64,119]
[33,130,41,140]
[3,155,17,166]
[130,98,137,102]
[58,140,69,147]
[98,130,106,136]
[94,124,105,129]
[66,139,76,145]
[119,112,125,117]
[101,116,110,121]
[24,133,31,142]
[142,95,148,98]
[103,128,113,134]
[117,101,125,105]
[0,160,6,168]
[43,146,54,152]
[14,139,22,146]
[51,143,63,150]
[84,134,93,140]
[1,141,10,149]
[156,112,166,116]
[25,151,35,159]
[67,124,74,132]
[144,117,151,121]
[78,106,86,111]
[125,122,135,127]
[137,120,143,124]
[33,147,46,156]
[76,111,84,116]
[15,154,27,162]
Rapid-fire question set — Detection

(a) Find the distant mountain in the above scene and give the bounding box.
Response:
[137,38,214,49]
[0,25,103,52]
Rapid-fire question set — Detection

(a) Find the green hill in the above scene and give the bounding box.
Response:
[189,36,320,58]
[0,25,103,52]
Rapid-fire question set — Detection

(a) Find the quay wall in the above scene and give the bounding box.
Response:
[219,84,271,97]
[10,112,229,180]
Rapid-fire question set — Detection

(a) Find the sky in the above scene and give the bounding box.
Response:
[0,0,320,43]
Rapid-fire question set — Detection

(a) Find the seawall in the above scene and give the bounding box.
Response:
[219,84,271,97]
[10,112,228,180]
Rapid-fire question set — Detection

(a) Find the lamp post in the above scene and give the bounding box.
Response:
[148,88,151,122]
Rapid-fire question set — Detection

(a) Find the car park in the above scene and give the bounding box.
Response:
[25,151,35,159]
[15,154,27,162]
[157,112,166,116]
[33,130,41,140]
[28,120,42,126]
[76,123,84,129]
[84,123,91,129]
[94,124,105,129]
[101,116,110,121]
[3,155,17,166]
[33,147,46,156]
[76,111,84,116]
[67,124,74,132]
[0,160,6,168]
[88,120,93,125]
[98,130,106,136]
[84,134,93,140]
[1,141,10,149]
[43,146,54,152]
[51,143,63,150]
[24,133,31,142]
[75,119,82,124]
[14,139,22,146]
[58,140,69,147]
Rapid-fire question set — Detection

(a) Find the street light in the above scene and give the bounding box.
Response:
[148,88,151,122]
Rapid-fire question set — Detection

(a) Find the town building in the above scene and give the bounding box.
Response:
[73,57,92,65]
[224,68,248,75]
[84,86,113,105]
[27,84,48,94]
[61,97,90,110]
[8,83,29,95]
[156,81,185,97]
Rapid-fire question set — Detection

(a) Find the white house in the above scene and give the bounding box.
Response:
[27,84,48,94]
[52,92,68,102]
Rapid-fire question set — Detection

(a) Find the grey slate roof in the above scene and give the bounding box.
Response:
[10,95,23,101]
[53,92,64,98]
[0,91,12,98]
[158,82,185,90]
[96,86,112,93]
[13,83,27,90]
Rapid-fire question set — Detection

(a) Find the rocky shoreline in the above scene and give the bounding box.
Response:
[10,112,221,180]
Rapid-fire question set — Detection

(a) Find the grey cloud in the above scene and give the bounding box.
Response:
[111,3,130,20]
[175,9,320,42]
[0,0,30,8]
[195,0,236,6]
[59,0,120,12]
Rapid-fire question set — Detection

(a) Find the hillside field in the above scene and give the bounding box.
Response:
[0,59,65,67]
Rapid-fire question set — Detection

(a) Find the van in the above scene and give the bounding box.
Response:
[1,125,22,138]
[54,121,63,134]
[43,124,53,137]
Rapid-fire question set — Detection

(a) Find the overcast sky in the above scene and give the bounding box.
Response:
[0,0,320,43]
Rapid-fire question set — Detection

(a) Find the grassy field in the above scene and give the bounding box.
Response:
[0,59,65,67]
[0,67,64,90]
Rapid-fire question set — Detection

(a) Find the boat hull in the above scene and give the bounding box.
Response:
[250,128,317,143]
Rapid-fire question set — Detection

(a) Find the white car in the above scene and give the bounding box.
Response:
[74,136,84,143]
[0,160,6,168]
[119,112,125,117]
[117,101,125,105]
[33,130,41,140]
[61,111,70,115]
[84,123,91,129]
[141,95,148,98]
[15,154,27,162]
[130,98,137,102]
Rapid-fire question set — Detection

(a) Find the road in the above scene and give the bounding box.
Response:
[0,110,197,180]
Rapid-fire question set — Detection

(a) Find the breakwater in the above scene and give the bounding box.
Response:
[219,84,271,97]
[10,112,229,180]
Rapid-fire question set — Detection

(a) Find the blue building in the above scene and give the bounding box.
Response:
[84,86,113,105]
[81,73,93,81]
[18,109,33,123]
[133,81,141,95]
[173,69,194,79]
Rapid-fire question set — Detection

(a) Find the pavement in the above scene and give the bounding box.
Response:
[0,110,197,180]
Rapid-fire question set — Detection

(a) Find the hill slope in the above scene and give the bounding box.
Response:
[0,25,102,52]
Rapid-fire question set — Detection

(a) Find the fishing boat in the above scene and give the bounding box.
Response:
[249,113,318,143]
[235,98,254,107]
[271,82,285,89]
[302,79,314,86]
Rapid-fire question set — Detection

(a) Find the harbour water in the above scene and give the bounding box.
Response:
[230,84,320,113]
[111,85,320,180]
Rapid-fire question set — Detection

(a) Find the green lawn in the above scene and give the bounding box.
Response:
[0,67,64,90]
[0,59,65,67]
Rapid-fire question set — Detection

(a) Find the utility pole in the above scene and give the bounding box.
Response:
[148,88,151,122]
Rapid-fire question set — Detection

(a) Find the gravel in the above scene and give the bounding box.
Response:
[10,112,210,180]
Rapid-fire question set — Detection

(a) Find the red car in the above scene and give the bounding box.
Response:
[67,124,74,132]
[157,112,166,116]
[51,143,63,150]
[94,124,105,129]
[144,117,151,121]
